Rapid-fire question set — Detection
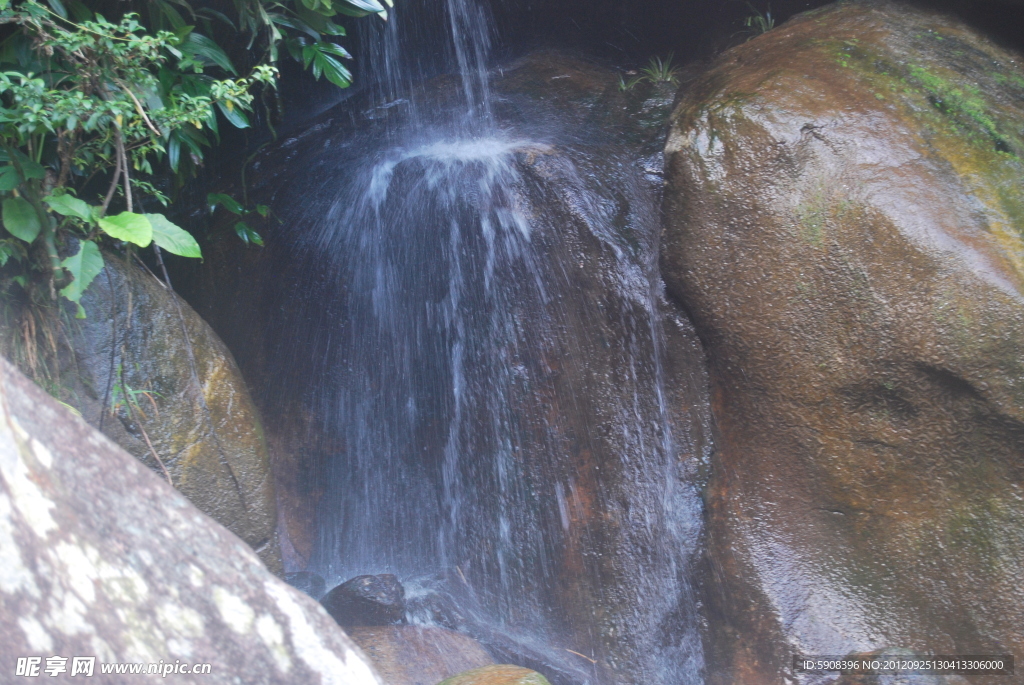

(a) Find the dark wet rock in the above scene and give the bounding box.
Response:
[438,665,552,685]
[287,571,327,600]
[0,356,381,685]
[346,626,494,685]
[0,252,283,575]
[322,574,407,626]
[663,2,1024,682]
[404,586,467,631]
[180,51,712,685]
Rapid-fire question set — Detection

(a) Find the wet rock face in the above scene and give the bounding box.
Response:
[288,571,327,600]
[68,255,282,575]
[662,2,1024,682]
[183,51,713,685]
[322,574,406,626]
[346,626,494,685]
[0,357,381,685]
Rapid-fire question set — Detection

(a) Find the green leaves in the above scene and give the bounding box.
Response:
[59,240,103,314]
[302,42,352,88]
[98,211,152,246]
[0,0,366,314]
[93,211,201,258]
[234,221,263,246]
[216,101,250,129]
[146,213,202,258]
[3,197,41,242]
[45,193,93,222]
[0,166,21,191]
[0,152,45,191]
[207,193,265,247]
[181,32,237,74]
[334,0,388,18]
[0,238,26,266]
[0,156,43,191]
[207,192,245,214]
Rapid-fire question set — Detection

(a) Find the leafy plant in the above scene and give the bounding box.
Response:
[640,53,679,85]
[207,192,270,246]
[619,53,679,91]
[0,0,388,317]
[617,73,639,92]
[743,2,774,36]
[110,362,161,419]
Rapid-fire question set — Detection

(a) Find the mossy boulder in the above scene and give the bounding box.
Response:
[4,253,284,575]
[662,2,1024,682]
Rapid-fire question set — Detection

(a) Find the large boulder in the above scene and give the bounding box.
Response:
[0,356,381,684]
[55,253,281,574]
[663,2,1024,682]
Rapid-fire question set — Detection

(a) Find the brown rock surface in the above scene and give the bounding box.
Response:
[55,254,282,574]
[0,356,380,685]
[437,664,552,685]
[180,52,712,685]
[663,2,1024,683]
[346,626,494,685]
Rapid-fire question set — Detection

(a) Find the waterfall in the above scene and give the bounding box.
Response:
[264,2,709,682]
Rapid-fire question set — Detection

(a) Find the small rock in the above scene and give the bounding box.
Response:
[438,665,552,685]
[286,571,326,600]
[347,626,495,685]
[322,573,407,626]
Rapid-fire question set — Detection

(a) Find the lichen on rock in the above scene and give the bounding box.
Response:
[0,356,381,684]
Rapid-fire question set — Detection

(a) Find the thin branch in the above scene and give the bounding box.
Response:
[120,366,173,486]
[99,263,117,433]
[55,128,74,188]
[100,134,123,216]
[132,251,167,289]
[113,78,162,137]
[152,244,173,289]
[565,650,598,665]
[118,132,132,213]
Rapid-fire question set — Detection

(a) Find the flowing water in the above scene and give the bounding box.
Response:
[257,1,710,682]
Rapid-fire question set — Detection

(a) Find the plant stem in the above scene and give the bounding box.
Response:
[118,132,132,213]
[119,360,173,486]
[100,138,123,216]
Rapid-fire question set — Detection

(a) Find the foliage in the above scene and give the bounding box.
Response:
[618,53,679,92]
[640,53,678,85]
[110,361,161,419]
[0,0,388,317]
[743,2,774,36]
[207,191,268,245]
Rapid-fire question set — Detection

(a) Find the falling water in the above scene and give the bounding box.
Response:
[257,1,709,682]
